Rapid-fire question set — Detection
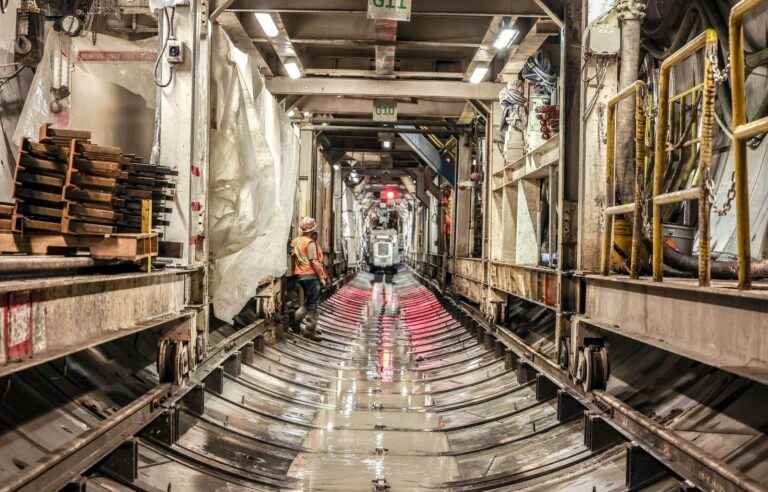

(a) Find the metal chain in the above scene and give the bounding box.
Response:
[709,50,730,86]
[707,170,736,216]
[617,0,647,21]
[597,103,607,146]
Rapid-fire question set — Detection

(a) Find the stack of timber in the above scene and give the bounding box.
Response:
[0,125,175,262]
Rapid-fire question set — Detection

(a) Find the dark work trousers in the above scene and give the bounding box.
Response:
[298,276,322,334]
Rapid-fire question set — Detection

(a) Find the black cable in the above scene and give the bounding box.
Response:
[0,0,8,15]
[0,64,28,92]
[153,7,176,88]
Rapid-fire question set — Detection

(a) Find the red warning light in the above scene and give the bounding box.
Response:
[386,190,395,200]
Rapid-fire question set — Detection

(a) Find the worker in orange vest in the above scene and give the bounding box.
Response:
[291,217,329,341]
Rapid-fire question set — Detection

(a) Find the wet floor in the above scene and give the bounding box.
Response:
[286,277,462,490]
[268,273,626,491]
[0,272,638,491]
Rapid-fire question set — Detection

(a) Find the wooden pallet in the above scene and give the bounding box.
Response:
[0,201,21,232]
[0,231,158,261]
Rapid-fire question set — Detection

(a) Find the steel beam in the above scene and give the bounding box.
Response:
[0,385,171,492]
[498,19,550,79]
[299,96,466,118]
[265,77,504,100]
[220,13,273,76]
[375,20,397,76]
[463,16,505,81]
[581,275,768,385]
[310,125,457,134]
[226,0,548,17]
[398,128,455,184]
[0,270,194,379]
[302,68,464,80]
[252,38,483,49]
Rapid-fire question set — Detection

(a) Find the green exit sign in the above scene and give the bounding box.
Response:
[374,99,398,121]
[368,0,411,21]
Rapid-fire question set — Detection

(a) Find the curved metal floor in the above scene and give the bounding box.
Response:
[2,272,705,491]
[96,272,636,491]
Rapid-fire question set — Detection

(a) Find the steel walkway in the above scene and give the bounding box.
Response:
[0,272,683,491]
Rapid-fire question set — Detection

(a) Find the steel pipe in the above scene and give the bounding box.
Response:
[729,0,768,289]
[0,256,97,275]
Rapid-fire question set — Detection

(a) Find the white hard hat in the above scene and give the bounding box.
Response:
[300,217,318,232]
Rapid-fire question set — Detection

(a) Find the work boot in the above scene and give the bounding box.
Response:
[302,328,323,342]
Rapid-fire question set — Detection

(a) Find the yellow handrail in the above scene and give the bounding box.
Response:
[601,80,646,278]
[652,30,718,286]
[729,0,767,289]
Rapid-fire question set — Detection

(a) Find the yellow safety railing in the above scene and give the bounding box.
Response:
[652,30,718,286]
[601,80,646,278]
[730,0,766,289]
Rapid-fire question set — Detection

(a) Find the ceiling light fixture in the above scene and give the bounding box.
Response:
[469,65,489,84]
[255,13,278,38]
[382,139,393,150]
[493,21,519,50]
[284,58,302,79]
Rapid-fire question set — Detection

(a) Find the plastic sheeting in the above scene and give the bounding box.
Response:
[208,27,299,322]
[13,29,157,153]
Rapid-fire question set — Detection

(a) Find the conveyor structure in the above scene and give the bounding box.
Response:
[7,271,756,491]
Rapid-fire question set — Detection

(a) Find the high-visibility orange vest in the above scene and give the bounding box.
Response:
[292,236,323,276]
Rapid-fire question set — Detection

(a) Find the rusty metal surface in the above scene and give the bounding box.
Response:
[0,269,194,379]
[581,274,768,385]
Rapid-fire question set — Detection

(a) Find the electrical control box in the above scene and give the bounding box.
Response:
[587,25,620,55]
[167,39,184,65]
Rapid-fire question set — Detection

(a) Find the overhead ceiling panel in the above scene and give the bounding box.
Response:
[280,12,372,40]
[397,16,492,43]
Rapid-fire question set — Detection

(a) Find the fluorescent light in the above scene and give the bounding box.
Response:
[284,58,302,79]
[469,65,489,84]
[494,27,518,50]
[255,13,278,37]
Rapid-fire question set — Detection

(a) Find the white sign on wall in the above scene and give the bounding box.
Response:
[373,99,398,122]
[368,0,412,22]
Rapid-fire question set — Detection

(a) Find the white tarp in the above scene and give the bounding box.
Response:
[14,30,157,142]
[208,27,299,322]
